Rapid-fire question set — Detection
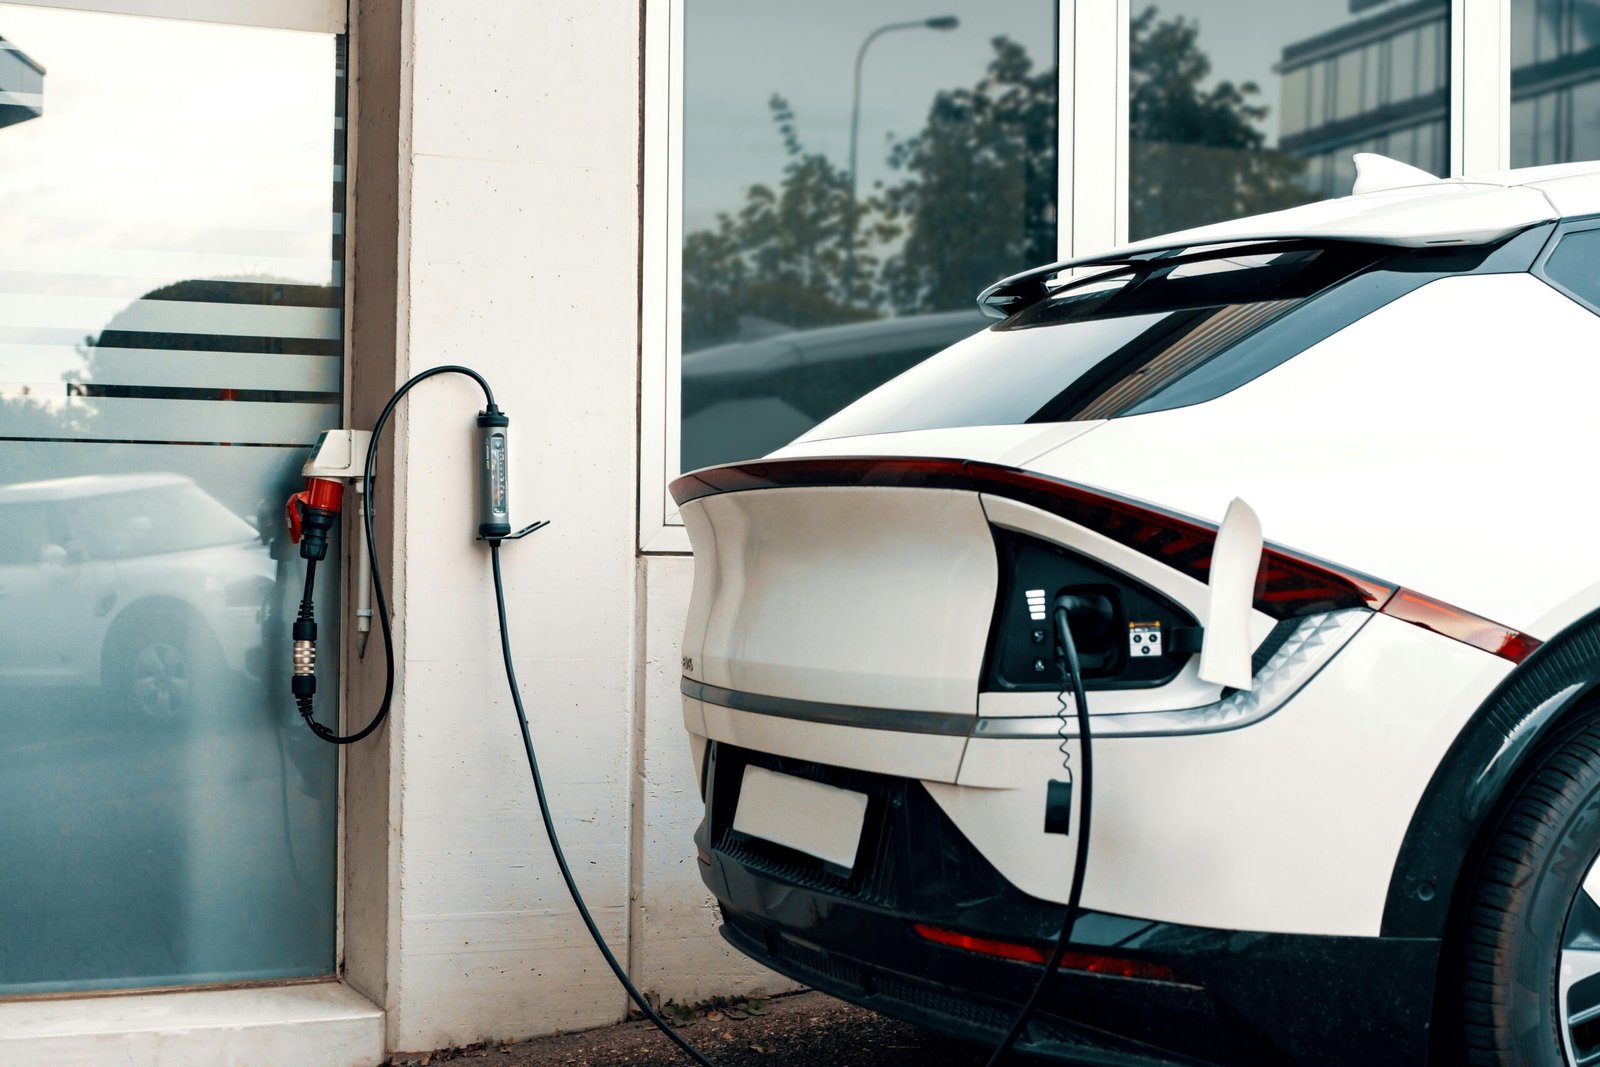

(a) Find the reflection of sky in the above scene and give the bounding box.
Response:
[0,5,334,384]
[683,0,1056,233]
[1143,0,1427,143]
[681,1,1428,232]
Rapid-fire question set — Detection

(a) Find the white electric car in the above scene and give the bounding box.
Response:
[672,157,1600,1065]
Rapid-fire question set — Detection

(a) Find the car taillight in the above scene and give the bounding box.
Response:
[912,923,1177,981]
[1381,588,1542,664]
[671,457,1541,664]
[971,465,1391,621]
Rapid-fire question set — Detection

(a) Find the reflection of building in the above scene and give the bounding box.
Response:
[0,35,44,129]
[1511,0,1600,166]
[1278,1,1450,199]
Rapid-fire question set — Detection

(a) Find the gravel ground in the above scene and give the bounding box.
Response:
[389,991,991,1067]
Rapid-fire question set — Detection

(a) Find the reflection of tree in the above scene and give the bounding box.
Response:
[682,96,878,352]
[879,37,1057,315]
[681,11,1304,348]
[682,40,1056,351]
[1128,5,1306,238]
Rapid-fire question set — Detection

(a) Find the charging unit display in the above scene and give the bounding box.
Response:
[280,366,1098,1065]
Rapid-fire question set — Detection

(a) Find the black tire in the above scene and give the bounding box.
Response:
[104,609,224,725]
[1461,716,1600,1066]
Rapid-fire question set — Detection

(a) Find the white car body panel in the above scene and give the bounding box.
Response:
[1091,182,1556,255]
[1021,272,1600,637]
[941,615,1511,935]
[771,421,1104,468]
[679,485,995,715]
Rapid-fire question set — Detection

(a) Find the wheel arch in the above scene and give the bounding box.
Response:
[99,594,212,681]
[1385,608,1600,942]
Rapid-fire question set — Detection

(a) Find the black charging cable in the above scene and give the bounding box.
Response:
[489,543,718,1067]
[292,367,717,1066]
[983,598,1095,1066]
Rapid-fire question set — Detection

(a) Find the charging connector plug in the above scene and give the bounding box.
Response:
[286,477,344,562]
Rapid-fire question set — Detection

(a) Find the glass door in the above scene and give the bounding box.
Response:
[0,3,343,994]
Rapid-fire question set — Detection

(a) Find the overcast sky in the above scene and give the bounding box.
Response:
[0,4,335,386]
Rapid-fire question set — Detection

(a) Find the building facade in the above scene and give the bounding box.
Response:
[0,0,1593,1063]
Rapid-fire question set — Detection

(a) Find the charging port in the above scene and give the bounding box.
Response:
[984,529,1198,692]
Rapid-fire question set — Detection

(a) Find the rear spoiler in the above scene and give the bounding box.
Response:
[976,237,1333,320]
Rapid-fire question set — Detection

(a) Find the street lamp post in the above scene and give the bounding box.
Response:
[844,15,959,301]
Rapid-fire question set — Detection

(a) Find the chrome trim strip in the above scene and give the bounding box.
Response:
[684,610,1370,741]
[681,679,975,736]
[976,610,1369,738]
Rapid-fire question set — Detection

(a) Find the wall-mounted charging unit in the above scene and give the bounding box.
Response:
[279,366,708,1067]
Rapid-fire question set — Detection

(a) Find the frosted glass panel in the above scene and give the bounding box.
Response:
[0,4,342,994]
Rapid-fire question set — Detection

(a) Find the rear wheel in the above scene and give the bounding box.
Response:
[1461,717,1600,1066]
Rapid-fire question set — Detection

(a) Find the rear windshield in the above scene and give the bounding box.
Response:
[800,240,1427,442]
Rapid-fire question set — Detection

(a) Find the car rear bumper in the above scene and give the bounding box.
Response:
[698,742,1439,1066]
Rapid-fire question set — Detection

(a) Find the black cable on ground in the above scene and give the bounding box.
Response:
[982,603,1094,1066]
[490,543,718,1067]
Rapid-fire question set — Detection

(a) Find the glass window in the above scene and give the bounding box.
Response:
[1512,0,1600,166]
[1334,48,1362,121]
[802,241,1419,441]
[1280,66,1308,137]
[679,0,1057,471]
[1575,81,1600,161]
[0,4,341,994]
[1416,18,1442,95]
[1129,2,1452,241]
[1307,57,1327,128]
[1363,41,1384,113]
[1542,227,1600,310]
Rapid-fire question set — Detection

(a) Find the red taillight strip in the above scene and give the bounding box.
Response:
[968,464,1392,618]
[912,923,1177,981]
[1380,588,1542,665]
[670,456,972,504]
[671,457,1540,662]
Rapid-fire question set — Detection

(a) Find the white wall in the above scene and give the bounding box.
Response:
[388,0,643,1050]
[633,556,797,1003]
[380,0,785,1052]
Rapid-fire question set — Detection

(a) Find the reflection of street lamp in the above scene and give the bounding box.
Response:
[844,15,959,300]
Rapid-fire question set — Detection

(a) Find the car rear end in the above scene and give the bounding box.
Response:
[672,223,1559,1063]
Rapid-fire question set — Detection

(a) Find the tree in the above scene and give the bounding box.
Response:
[1128,5,1307,238]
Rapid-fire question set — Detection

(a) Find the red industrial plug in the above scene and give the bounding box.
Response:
[285,476,344,562]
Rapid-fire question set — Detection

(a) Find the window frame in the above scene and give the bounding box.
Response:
[11,0,342,34]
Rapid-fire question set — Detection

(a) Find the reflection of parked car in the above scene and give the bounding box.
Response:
[681,310,988,472]
[0,473,273,719]
[673,162,1600,1065]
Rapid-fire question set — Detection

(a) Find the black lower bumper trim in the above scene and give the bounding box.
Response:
[700,743,1441,1065]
